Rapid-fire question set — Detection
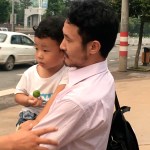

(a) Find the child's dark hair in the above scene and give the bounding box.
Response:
[67,0,119,58]
[33,16,65,44]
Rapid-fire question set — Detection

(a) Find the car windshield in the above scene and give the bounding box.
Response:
[0,33,7,42]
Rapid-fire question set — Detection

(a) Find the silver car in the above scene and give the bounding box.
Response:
[0,31,36,71]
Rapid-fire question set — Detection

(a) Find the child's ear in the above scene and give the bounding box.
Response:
[89,40,101,54]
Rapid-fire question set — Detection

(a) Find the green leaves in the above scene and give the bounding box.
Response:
[46,0,71,17]
[20,0,32,9]
[110,0,150,18]
[0,0,10,23]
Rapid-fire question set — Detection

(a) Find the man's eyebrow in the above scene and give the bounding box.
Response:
[64,33,69,37]
[64,33,72,40]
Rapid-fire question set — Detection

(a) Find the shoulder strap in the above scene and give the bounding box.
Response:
[115,92,121,110]
[115,92,131,113]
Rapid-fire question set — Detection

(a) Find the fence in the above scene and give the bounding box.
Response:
[115,34,150,46]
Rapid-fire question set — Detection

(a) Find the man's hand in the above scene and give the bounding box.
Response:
[19,120,39,130]
[10,127,58,150]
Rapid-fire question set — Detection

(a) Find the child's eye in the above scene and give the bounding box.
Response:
[43,49,49,52]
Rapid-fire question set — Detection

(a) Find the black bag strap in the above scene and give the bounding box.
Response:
[115,92,120,110]
[115,92,130,113]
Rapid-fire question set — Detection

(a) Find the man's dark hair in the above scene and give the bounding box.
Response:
[67,0,119,58]
[33,16,65,44]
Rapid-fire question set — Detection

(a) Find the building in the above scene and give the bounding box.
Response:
[24,0,48,27]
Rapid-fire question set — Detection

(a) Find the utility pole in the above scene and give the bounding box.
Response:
[11,0,15,31]
[38,0,42,25]
[119,0,129,71]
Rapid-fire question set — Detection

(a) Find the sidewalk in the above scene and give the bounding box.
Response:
[0,70,150,150]
[112,71,150,150]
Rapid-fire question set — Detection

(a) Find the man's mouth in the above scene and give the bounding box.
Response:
[64,53,69,58]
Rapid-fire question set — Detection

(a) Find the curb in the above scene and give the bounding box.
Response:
[0,89,17,110]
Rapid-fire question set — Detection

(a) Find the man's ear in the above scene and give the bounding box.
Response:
[89,40,101,54]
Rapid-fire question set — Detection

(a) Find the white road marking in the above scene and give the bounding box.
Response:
[0,88,15,96]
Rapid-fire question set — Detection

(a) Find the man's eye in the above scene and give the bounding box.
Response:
[64,36,71,42]
[64,39,70,43]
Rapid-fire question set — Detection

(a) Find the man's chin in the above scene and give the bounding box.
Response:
[64,62,71,67]
[64,61,73,67]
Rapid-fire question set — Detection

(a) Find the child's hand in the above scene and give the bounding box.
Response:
[27,96,43,107]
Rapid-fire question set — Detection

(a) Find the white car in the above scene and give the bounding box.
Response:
[0,27,8,31]
[0,31,36,70]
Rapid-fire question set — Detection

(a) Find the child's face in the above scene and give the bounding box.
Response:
[34,37,64,70]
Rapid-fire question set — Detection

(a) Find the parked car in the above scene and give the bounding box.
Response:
[0,27,8,31]
[0,31,36,71]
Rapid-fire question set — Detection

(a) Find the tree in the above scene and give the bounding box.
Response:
[20,0,32,9]
[46,0,71,17]
[131,0,150,68]
[134,15,150,68]
[0,0,10,23]
[110,0,150,18]
[13,1,23,25]
[15,0,32,26]
[110,0,150,68]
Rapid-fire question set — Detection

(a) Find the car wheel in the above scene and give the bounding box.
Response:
[3,56,15,71]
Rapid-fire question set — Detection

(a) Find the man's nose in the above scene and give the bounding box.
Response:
[60,39,66,51]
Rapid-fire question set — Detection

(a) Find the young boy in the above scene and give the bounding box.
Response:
[15,16,68,127]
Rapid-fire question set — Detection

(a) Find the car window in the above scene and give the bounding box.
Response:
[21,36,34,46]
[0,33,7,42]
[11,35,21,44]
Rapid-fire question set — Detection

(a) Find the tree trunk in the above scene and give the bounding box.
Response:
[134,19,144,68]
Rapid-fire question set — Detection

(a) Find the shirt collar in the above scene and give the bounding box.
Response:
[68,60,108,86]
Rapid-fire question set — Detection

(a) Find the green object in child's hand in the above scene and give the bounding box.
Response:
[33,90,40,98]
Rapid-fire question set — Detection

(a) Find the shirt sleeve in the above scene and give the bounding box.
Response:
[32,99,86,149]
[15,72,28,95]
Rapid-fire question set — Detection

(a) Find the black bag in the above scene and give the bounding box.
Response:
[107,93,139,150]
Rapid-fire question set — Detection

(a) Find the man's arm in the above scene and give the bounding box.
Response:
[33,99,85,149]
[36,84,66,122]
[0,127,58,150]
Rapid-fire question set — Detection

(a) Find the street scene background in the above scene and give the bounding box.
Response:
[0,38,150,150]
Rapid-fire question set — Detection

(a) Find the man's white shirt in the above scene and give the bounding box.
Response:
[33,60,115,150]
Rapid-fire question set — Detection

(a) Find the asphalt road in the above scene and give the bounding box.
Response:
[0,64,32,91]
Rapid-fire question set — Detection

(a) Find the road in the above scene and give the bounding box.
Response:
[0,64,32,91]
[0,45,149,91]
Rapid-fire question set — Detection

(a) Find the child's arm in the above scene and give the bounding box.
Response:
[15,93,30,107]
[20,84,66,129]
[15,93,42,107]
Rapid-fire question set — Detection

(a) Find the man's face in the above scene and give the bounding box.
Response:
[60,20,91,68]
